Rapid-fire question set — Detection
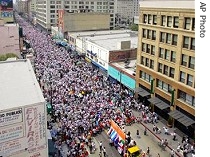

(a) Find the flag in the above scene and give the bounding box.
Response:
[111,131,117,140]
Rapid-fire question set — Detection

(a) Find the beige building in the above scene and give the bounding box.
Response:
[17,0,28,13]
[136,0,195,137]
[58,10,110,33]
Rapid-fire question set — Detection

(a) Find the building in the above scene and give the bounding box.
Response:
[0,0,14,23]
[36,0,116,31]
[16,0,28,13]
[0,24,21,58]
[136,0,195,137]
[0,59,48,157]
[27,0,37,21]
[116,0,139,25]
[58,10,110,35]
[68,30,138,90]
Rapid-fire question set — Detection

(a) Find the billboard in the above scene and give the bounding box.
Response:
[0,0,14,22]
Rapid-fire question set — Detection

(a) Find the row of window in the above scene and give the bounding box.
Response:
[143,14,195,31]
[180,71,194,87]
[142,29,156,40]
[157,79,173,93]
[158,63,175,78]
[141,57,154,70]
[181,54,195,69]
[160,32,177,46]
[178,90,195,107]
[183,36,195,50]
[159,48,176,63]
[142,43,155,55]
[140,71,153,83]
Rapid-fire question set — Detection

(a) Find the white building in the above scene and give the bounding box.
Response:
[36,0,116,30]
[68,30,138,72]
[116,0,139,24]
[0,59,48,157]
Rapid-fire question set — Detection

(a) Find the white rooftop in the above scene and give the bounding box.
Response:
[71,30,138,51]
[0,59,45,111]
[140,0,195,9]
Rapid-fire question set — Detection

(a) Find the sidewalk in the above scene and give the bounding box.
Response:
[128,109,192,157]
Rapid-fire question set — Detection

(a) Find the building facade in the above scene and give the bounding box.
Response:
[58,10,110,33]
[16,0,28,13]
[116,0,139,25]
[136,1,195,137]
[36,0,116,30]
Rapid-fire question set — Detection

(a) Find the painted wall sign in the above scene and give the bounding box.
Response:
[25,104,47,154]
[0,108,23,126]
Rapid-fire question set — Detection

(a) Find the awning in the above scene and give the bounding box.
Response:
[134,87,150,97]
[148,97,170,110]
[168,110,195,127]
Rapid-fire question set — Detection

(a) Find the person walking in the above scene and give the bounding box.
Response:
[146,147,150,155]
[173,131,176,141]
[157,153,160,157]
[99,141,103,152]
[103,147,107,157]
[136,129,140,138]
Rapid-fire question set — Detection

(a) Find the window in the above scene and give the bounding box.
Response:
[158,80,163,88]
[163,82,168,92]
[159,48,164,58]
[165,49,170,60]
[189,56,195,69]
[186,94,193,106]
[192,18,195,30]
[187,74,193,86]
[148,14,152,24]
[158,63,163,72]
[143,29,147,38]
[168,85,173,93]
[50,10,55,13]
[173,16,179,28]
[184,18,191,30]
[150,60,154,69]
[152,30,156,40]
[91,2,94,5]
[180,71,186,83]
[183,36,189,49]
[160,32,165,43]
[143,14,147,23]
[145,58,149,67]
[167,16,172,27]
[190,38,195,50]
[171,51,176,63]
[151,45,155,55]
[142,43,146,52]
[178,90,186,101]
[145,73,150,82]
[50,5,55,9]
[56,1,61,4]
[141,56,144,64]
[172,34,178,46]
[146,44,150,53]
[181,54,188,66]
[148,30,152,39]
[140,71,145,79]
[163,65,168,75]
[153,15,157,25]
[166,33,171,44]
[50,1,55,4]
[161,15,166,26]
[169,67,175,78]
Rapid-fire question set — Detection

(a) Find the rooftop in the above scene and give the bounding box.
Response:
[71,30,138,51]
[0,59,45,111]
[0,25,21,57]
[140,0,195,9]
[111,59,136,76]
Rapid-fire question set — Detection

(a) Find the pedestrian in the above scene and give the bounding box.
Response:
[170,149,175,157]
[157,153,160,157]
[146,147,150,155]
[136,129,140,138]
[144,127,147,135]
[173,131,176,141]
[103,147,107,157]
[99,141,103,152]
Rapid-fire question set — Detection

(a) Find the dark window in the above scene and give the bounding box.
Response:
[158,63,163,73]
[160,32,165,43]
[183,36,189,49]
[190,38,195,50]
[181,54,188,66]
[173,16,179,28]
[180,71,186,83]
[163,65,168,75]
[187,74,193,87]
[189,56,195,69]
[169,67,175,78]
[172,34,178,46]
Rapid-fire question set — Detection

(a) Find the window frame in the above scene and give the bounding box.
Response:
[173,16,179,28]
[181,54,188,66]
[180,71,186,83]
[166,33,171,44]
[183,36,190,49]
[184,17,191,30]
[169,67,175,78]
[189,56,195,69]
[167,16,172,27]
[187,74,193,87]
[172,34,178,46]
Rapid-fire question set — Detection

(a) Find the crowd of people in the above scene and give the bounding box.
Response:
[16,15,140,157]
[16,14,195,157]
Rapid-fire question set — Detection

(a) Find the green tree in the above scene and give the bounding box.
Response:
[130,24,138,31]
[0,53,18,61]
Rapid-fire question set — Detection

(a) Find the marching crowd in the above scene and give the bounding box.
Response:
[16,14,195,157]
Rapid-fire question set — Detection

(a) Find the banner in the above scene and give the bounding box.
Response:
[110,119,125,140]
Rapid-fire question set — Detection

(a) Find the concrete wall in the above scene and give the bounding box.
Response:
[63,13,110,32]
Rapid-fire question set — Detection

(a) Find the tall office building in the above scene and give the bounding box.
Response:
[36,0,116,30]
[116,0,139,25]
[136,0,195,136]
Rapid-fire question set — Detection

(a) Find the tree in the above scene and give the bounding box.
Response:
[130,24,138,31]
[0,53,18,61]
